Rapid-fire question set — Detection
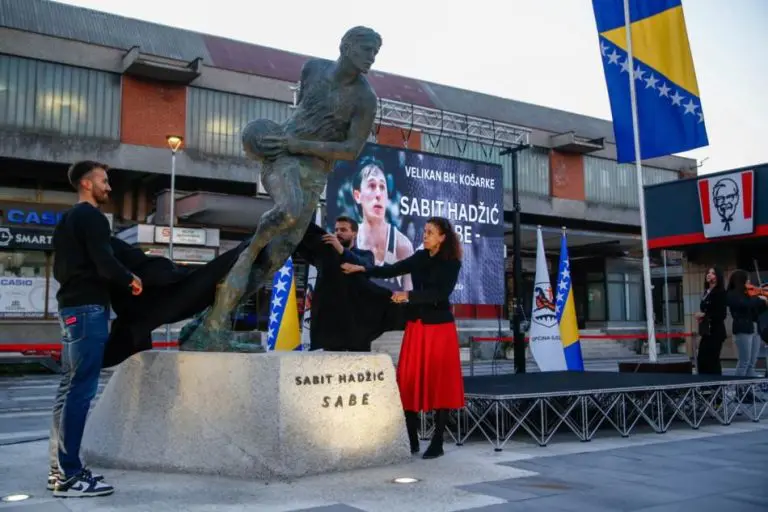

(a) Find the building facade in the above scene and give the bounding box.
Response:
[0,0,696,345]
[645,163,768,361]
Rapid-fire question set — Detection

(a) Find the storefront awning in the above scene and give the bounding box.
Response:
[156,192,274,230]
[506,224,641,256]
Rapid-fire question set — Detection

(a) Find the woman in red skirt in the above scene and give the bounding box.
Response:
[342,216,465,459]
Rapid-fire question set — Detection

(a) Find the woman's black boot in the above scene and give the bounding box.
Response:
[404,411,420,454]
[422,409,448,459]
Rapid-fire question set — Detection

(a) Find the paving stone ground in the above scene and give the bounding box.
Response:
[1,424,767,511]
[457,429,768,511]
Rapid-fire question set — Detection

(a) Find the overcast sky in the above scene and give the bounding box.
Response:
[58,0,768,175]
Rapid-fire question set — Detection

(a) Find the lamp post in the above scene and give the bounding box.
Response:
[500,143,530,373]
[165,135,183,345]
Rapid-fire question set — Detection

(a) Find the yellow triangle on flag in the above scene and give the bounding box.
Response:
[274,275,301,351]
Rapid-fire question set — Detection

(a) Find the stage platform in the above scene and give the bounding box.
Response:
[432,371,767,450]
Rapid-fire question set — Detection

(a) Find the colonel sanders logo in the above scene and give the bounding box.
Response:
[712,178,739,232]
[532,281,557,328]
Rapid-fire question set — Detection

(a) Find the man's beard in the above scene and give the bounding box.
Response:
[340,238,353,248]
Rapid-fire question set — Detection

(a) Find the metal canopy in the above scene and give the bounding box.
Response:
[122,46,202,84]
[549,131,605,154]
[376,98,531,148]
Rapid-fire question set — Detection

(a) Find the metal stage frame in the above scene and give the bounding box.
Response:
[418,374,768,450]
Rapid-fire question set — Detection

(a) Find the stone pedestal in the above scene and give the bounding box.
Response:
[370,331,404,364]
[82,350,410,479]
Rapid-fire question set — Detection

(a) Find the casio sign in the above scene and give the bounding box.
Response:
[7,208,64,226]
[0,278,33,286]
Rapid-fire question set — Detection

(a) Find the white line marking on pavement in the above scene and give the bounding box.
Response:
[0,410,51,419]
[0,430,49,442]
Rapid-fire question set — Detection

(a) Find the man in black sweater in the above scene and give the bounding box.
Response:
[296,216,402,351]
[48,161,142,498]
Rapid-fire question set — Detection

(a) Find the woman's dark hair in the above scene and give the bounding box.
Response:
[426,216,462,261]
[704,266,725,292]
[727,269,749,293]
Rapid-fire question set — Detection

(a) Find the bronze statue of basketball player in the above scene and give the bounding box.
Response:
[182,26,381,351]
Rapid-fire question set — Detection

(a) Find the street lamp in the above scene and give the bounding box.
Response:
[500,143,530,374]
[165,135,183,345]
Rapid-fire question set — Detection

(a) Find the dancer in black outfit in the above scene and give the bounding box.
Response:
[695,266,727,375]
[343,216,464,459]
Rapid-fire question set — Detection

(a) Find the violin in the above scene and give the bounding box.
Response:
[746,283,768,299]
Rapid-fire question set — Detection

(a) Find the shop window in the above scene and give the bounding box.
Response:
[0,251,53,319]
[607,271,646,322]
[652,277,683,326]
[587,281,606,322]
[626,274,644,322]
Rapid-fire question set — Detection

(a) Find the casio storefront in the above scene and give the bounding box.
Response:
[0,201,117,345]
[0,202,71,321]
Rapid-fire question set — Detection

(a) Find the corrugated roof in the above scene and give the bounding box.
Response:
[0,0,212,62]
[201,36,437,107]
[1,0,622,144]
[422,81,616,142]
[203,35,305,83]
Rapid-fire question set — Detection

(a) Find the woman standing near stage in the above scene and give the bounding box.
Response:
[695,267,727,375]
[342,216,464,459]
[727,270,768,377]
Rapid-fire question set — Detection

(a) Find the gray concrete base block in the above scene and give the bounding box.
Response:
[82,350,410,480]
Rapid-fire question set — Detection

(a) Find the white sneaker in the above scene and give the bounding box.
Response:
[47,467,103,491]
[53,469,114,498]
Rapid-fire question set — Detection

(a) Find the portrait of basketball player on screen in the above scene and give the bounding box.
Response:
[352,156,414,291]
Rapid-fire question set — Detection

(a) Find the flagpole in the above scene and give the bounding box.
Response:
[623,0,658,363]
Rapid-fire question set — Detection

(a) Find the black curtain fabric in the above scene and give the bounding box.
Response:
[101,223,404,368]
[296,222,405,352]
[102,237,250,367]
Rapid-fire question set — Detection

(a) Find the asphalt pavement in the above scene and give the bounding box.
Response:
[0,371,112,445]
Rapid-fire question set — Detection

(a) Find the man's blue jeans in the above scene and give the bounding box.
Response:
[48,304,109,478]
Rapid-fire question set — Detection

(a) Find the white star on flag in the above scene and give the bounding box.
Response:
[599,39,704,125]
[620,59,631,73]
[266,256,300,352]
[683,99,699,115]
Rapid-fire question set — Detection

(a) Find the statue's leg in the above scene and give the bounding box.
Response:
[203,158,304,333]
[243,188,324,302]
[182,162,325,352]
[179,238,276,349]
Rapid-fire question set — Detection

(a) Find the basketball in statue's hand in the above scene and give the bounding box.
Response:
[241,119,284,162]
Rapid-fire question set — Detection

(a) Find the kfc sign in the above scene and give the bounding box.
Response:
[697,170,755,239]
